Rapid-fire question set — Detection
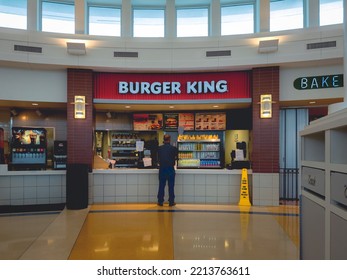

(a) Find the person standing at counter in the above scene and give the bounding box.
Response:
[157,134,178,206]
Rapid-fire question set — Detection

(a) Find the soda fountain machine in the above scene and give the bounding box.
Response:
[10,127,47,170]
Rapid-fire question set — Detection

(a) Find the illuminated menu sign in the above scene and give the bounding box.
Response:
[195,113,226,131]
[163,113,179,130]
[133,114,163,131]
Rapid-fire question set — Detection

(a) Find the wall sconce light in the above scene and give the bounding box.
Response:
[73,96,86,119]
[66,42,86,55]
[260,94,273,118]
[258,39,279,53]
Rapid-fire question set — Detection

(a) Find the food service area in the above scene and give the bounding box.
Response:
[1,63,345,212]
[0,3,346,214]
[1,70,258,209]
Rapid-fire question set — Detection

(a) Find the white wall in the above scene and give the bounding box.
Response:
[0,24,343,73]
[0,67,67,103]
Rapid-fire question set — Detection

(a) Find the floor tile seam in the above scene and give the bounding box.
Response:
[88,209,299,217]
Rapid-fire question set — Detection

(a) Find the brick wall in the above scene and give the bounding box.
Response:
[67,69,94,169]
[251,67,280,173]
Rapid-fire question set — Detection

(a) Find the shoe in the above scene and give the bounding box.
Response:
[157,203,163,206]
[169,203,176,207]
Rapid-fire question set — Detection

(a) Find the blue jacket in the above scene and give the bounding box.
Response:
[158,143,178,168]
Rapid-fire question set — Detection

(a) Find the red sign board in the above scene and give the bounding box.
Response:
[94,72,250,101]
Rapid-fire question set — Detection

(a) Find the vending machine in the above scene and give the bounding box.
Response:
[11,127,47,170]
[53,140,67,169]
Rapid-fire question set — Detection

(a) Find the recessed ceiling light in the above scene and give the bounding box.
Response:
[32,103,39,106]
[169,106,175,109]
[309,101,316,104]
[125,106,131,109]
[213,105,219,108]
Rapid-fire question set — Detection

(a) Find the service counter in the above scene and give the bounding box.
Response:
[0,165,66,207]
[91,168,252,205]
[0,164,255,208]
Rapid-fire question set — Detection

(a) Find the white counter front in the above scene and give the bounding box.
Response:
[1,166,279,207]
[0,166,66,206]
[90,168,251,205]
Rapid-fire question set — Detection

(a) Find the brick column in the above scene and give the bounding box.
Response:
[251,66,280,173]
[67,69,94,170]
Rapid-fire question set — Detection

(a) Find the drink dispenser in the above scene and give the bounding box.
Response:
[10,127,47,170]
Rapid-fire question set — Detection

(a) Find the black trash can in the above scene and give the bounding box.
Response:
[66,163,88,210]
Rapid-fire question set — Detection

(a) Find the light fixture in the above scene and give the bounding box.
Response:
[106,112,112,118]
[125,105,131,109]
[213,105,219,108]
[258,39,279,53]
[73,96,86,119]
[32,103,39,106]
[260,94,273,118]
[66,42,86,55]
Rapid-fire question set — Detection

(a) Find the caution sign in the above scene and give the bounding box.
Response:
[238,168,251,206]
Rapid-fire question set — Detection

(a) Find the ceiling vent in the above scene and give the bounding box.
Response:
[114,51,138,58]
[206,50,231,57]
[307,41,336,50]
[14,44,42,53]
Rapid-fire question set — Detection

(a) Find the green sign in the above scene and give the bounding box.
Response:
[294,74,343,90]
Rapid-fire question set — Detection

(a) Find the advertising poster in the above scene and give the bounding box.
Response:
[178,113,194,131]
[133,113,163,131]
[163,113,179,130]
[195,112,226,130]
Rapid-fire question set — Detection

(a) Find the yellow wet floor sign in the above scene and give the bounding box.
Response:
[238,168,251,206]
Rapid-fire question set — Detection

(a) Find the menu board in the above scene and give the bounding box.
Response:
[195,113,226,131]
[133,114,163,131]
[163,113,179,130]
[178,113,194,131]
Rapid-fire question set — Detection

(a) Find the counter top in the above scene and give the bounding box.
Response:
[0,164,251,176]
[0,169,66,176]
[93,168,251,175]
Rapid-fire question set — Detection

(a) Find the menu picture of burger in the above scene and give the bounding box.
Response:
[164,113,179,130]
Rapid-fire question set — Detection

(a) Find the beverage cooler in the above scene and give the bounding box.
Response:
[53,140,67,169]
[10,127,47,170]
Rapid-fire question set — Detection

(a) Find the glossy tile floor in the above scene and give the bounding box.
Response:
[0,203,299,260]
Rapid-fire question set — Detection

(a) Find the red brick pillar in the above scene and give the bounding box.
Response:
[251,67,280,173]
[67,69,94,170]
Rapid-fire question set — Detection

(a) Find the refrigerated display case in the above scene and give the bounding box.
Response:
[177,135,222,168]
[10,127,47,170]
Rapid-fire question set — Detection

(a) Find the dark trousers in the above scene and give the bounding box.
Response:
[157,167,175,204]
